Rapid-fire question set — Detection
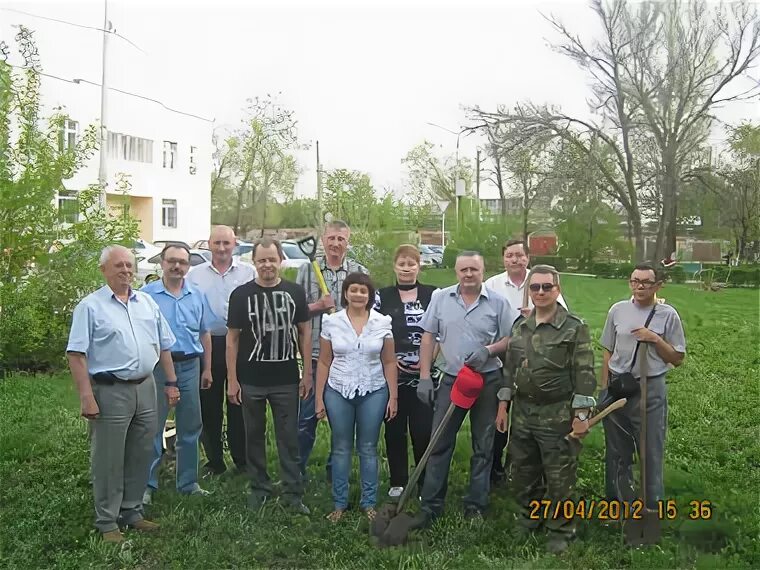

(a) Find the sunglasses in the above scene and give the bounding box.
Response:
[529,283,556,292]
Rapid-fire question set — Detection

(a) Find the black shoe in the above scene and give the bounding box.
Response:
[463,506,484,521]
[204,461,227,476]
[408,511,434,530]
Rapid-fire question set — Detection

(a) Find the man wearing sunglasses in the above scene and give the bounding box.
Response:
[599,263,685,510]
[496,265,596,554]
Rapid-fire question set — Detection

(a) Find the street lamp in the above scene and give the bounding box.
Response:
[426,122,468,230]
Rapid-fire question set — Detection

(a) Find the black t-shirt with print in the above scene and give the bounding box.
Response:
[227,279,309,386]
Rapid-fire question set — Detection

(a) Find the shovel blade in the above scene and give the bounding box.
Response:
[624,511,662,546]
[380,513,419,547]
[369,503,396,541]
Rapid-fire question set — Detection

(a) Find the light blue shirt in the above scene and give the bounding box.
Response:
[66,285,176,380]
[187,258,256,336]
[420,284,519,376]
[141,279,222,356]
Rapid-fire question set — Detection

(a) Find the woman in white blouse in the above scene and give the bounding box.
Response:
[315,272,398,522]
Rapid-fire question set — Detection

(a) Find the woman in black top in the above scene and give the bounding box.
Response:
[374,244,438,498]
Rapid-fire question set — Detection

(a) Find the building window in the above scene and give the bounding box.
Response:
[61,119,79,150]
[107,132,153,163]
[162,199,177,228]
[57,190,79,224]
[163,141,178,169]
[189,145,197,175]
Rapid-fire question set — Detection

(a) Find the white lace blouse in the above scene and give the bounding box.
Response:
[320,309,393,399]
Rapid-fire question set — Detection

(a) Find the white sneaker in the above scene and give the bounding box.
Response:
[142,489,153,506]
[388,486,404,498]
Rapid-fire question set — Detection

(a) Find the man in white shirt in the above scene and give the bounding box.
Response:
[187,225,256,475]
[484,239,568,485]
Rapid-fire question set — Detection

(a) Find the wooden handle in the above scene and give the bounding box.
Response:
[566,397,627,439]
[311,260,335,314]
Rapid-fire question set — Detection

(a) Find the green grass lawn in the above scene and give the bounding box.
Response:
[1,274,758,569]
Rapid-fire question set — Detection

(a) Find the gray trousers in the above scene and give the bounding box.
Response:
[90,376,158,532]
[602,374,667,509]
[420,372,500,517]
[240,383,303,502]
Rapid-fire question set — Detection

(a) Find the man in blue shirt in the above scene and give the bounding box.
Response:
[142,244,221,505]
[67,245,178,544]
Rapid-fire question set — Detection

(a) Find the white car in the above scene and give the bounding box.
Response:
[132,238,163,264]
[419,244,443,268]
[237,240,311,270]
[135,248,211,285]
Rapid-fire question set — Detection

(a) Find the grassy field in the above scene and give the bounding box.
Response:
[1,273,758,569]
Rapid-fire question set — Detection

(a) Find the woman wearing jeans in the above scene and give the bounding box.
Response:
[374,244,437,499]
[315,272,398,522]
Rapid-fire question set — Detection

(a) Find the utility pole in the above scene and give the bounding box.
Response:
[316,140,323,230]
[476,149,481,222]
[97,0,110,209]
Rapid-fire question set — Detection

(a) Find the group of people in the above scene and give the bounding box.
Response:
[66,220,686,554]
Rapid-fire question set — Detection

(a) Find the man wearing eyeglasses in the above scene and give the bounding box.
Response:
[496,265,596,554]
[600,263,686,510]
[142,244,221,504]
[296,220,367,480]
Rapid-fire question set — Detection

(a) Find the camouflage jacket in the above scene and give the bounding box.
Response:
[504,304,596,406]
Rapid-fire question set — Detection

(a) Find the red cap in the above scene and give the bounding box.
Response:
[451,365,485,409]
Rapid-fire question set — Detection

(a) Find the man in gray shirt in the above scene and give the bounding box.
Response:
[600,262,686,508]
[414,251,518,523]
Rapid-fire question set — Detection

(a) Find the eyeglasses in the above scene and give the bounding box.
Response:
[629,279,657,288]
[165,258,190,266]
[529,283,556,292]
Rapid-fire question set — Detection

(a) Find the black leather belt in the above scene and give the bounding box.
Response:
[171,352,201,362]
[91,372,148,385]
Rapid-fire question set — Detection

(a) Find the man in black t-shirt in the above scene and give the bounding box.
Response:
[226,238,312,513]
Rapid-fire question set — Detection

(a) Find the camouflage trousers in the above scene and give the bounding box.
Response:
[509,398,581,537]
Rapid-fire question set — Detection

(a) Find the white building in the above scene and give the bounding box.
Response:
[1,12,212,244]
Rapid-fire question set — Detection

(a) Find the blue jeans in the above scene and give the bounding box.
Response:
[324,384,388,510]
[148,358,203,493]
[298,360,332,474]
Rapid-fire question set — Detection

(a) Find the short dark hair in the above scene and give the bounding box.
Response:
[160,243,191,260]
[502,239,529,256]
[634,262,666,283]
[528,264,560,285]
[252,237,284,261]
[341,272,376,310]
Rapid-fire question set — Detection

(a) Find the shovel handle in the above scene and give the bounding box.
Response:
[396,402,456,514]
[311,260,335,314]
[566,397,627,439]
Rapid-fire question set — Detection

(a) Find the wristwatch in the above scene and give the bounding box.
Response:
[575,411,589,421]
[497,387,512,402]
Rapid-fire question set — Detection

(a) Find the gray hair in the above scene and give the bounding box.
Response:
[99,245,134,266]
[456,250,483,260]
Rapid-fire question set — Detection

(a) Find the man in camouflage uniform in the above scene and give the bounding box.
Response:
[495,265,596,554]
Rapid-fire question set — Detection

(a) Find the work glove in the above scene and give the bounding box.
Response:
[416,377,435,406]
[464,346,491,372]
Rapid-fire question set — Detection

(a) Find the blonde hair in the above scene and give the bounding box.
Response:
[394,244,421,263]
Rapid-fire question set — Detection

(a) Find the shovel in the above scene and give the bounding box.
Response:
[623,347,662,545]
[565,397,627,439]
[370,368,484,547]
[296,236,334,313]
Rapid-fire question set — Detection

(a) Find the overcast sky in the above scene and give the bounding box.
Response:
[1,0,758,199]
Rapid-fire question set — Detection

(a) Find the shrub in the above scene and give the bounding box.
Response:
[531,256,567,272]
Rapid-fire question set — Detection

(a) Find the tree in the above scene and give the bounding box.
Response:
[216,95,303,236]
[402,141,473,202]
[469,0,759,261]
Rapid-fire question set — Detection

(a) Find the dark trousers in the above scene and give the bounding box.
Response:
[420,372,500,517]
[240,383,303,502]
[199,335,246,468]
[384,383,433,488]
[298,359,333,474]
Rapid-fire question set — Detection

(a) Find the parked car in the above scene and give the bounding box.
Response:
[136,248,212,285]
[426,244,444,255]
[132,238,162,263]
[192,239,253,258]
[237,239,310,270]
[419,244,443,268]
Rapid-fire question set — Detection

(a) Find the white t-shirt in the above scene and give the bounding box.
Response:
[484,270,568,311]
[320,309,392,399]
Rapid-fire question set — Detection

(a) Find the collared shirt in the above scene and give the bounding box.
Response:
[141,279,221,356]
[187,258,256,336]
[320,309,392,398]
[419,284,519,376]
[601,299,686,378]
[66,285,176,380]
[485,270,568,311]
[296,255,368,358]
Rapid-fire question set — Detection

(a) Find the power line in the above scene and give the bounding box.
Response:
[6,63,213,123]
[0,7,147,54]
